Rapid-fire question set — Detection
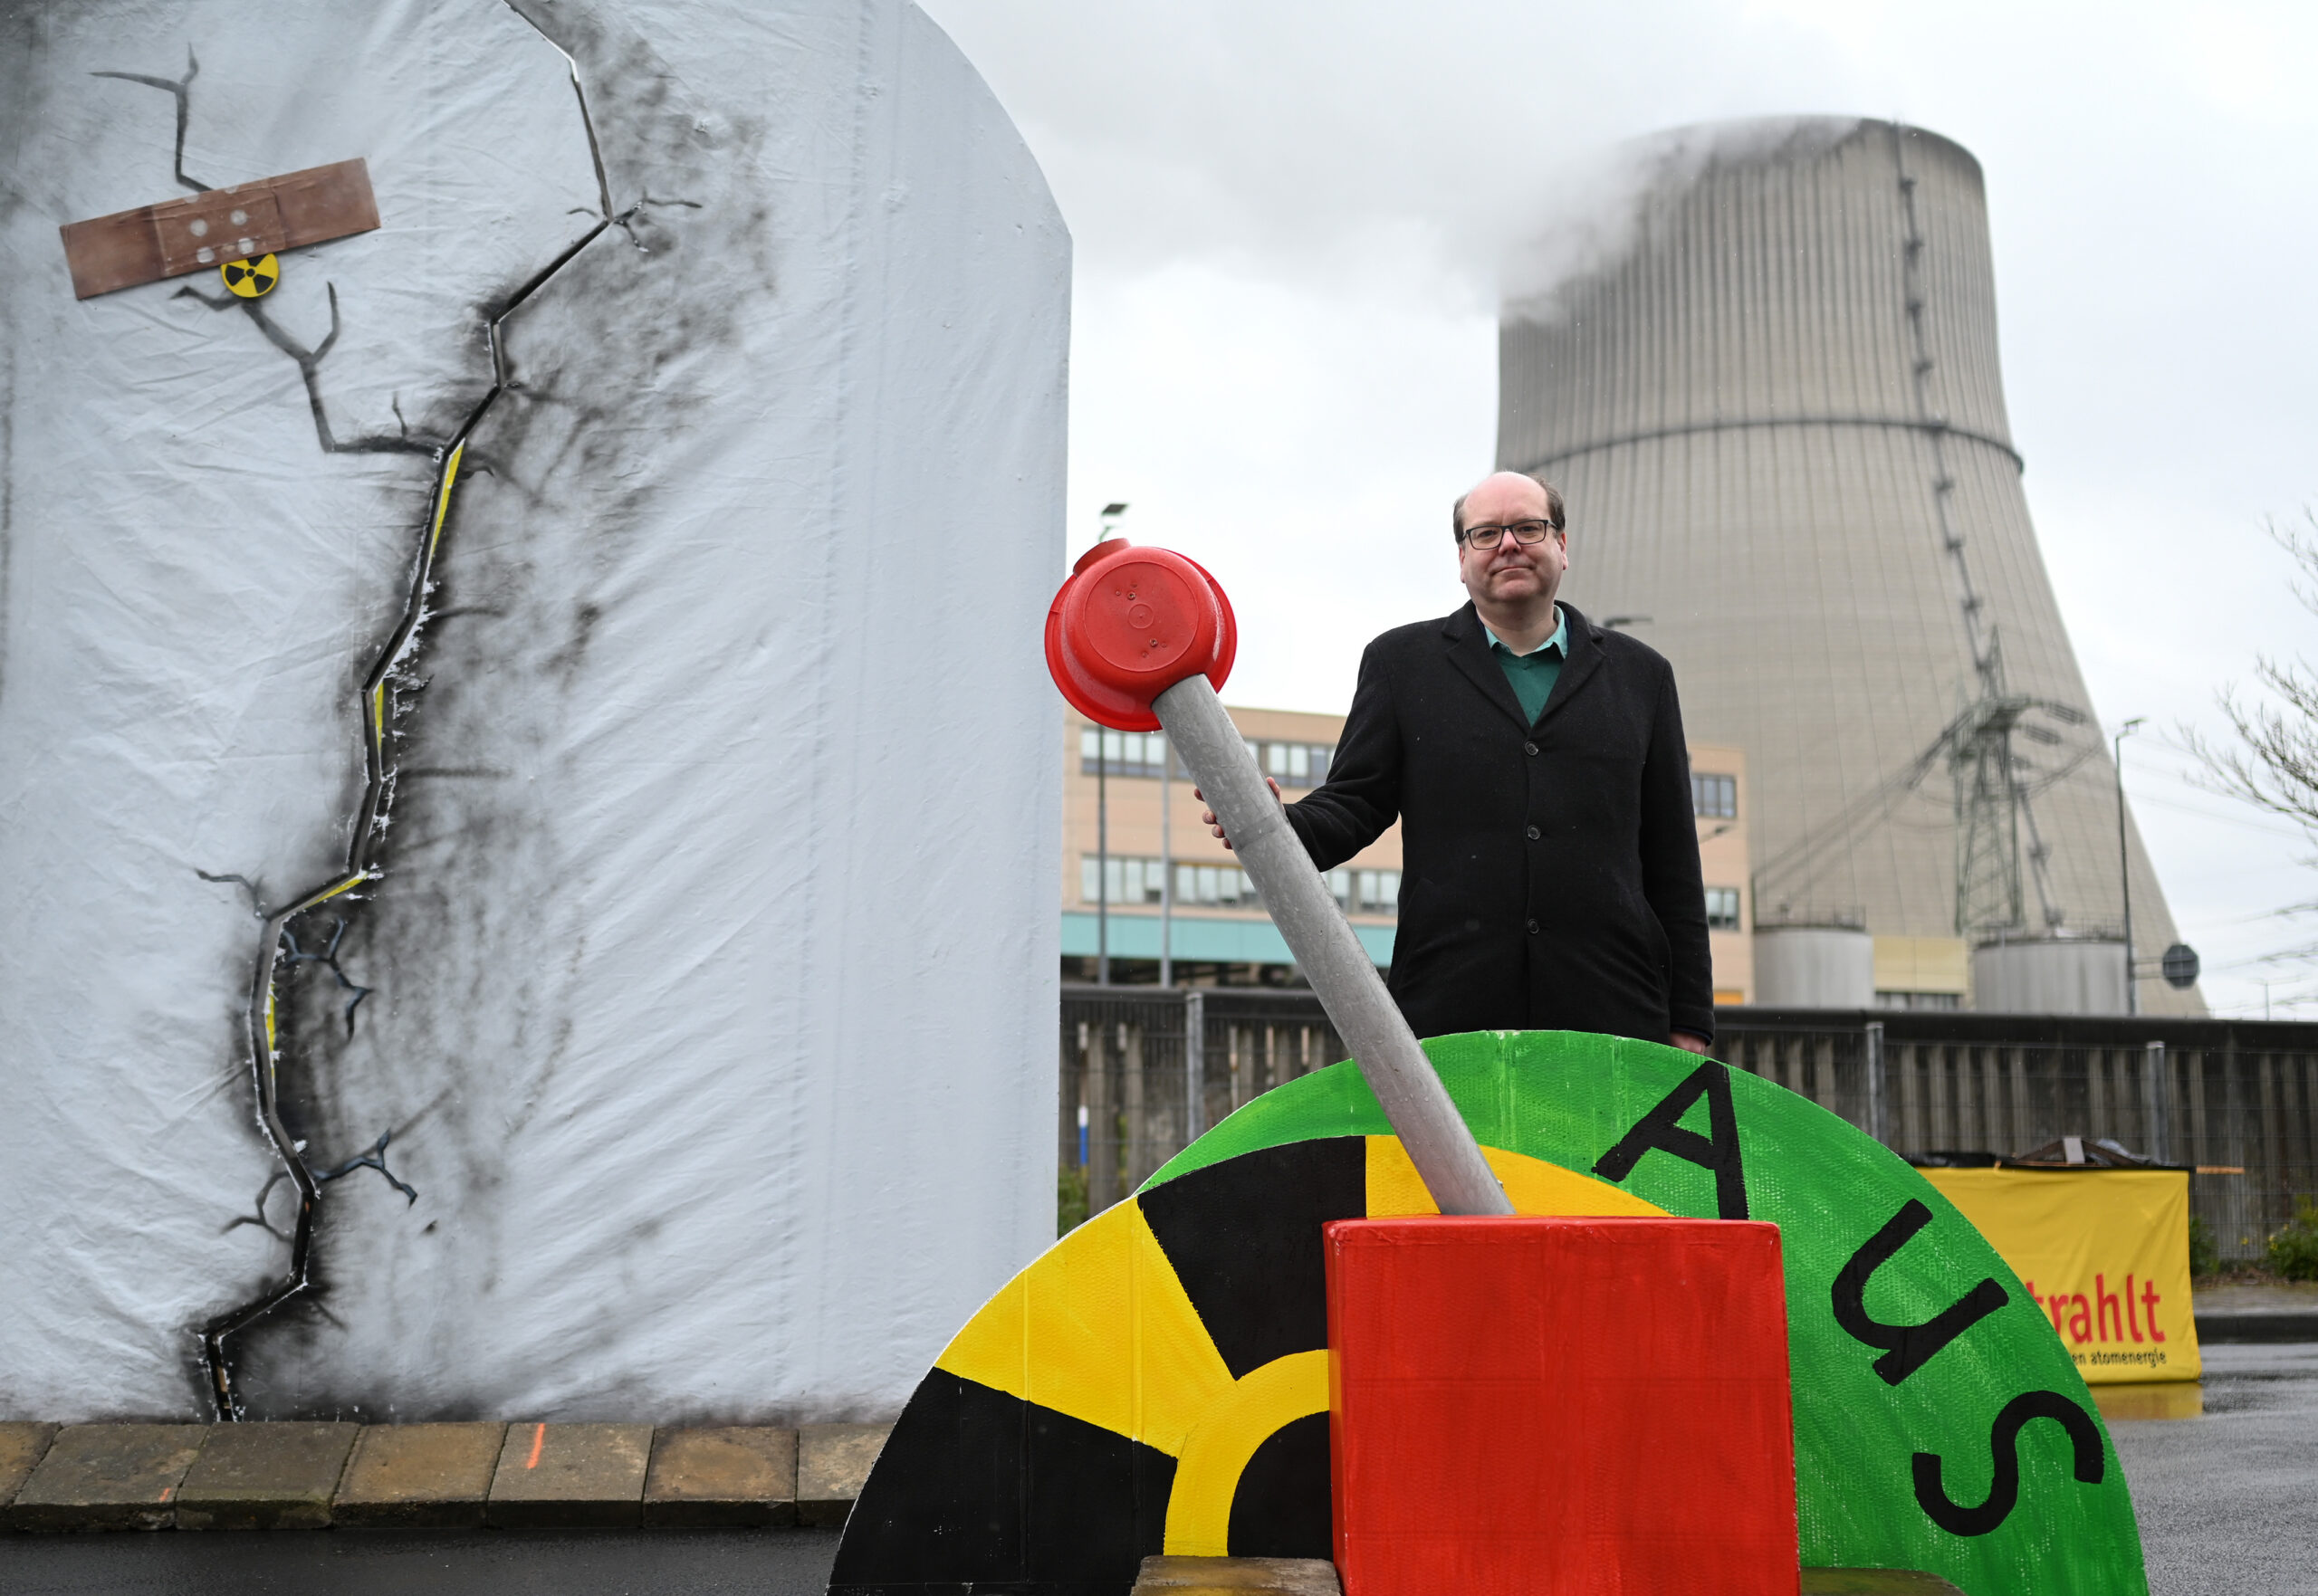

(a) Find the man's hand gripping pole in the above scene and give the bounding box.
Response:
[1048,540,1512,1217]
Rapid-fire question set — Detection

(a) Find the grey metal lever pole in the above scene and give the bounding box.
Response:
[1154,674,1512,1216]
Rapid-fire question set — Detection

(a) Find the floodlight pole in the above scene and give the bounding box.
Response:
[2114,718,2144,1016]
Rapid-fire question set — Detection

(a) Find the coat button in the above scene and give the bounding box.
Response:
[1524,741,1539,756]
[1525,825,1541,840]
[1526,918,1540,935]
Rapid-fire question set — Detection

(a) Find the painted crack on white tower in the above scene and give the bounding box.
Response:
[101,14,623,1418]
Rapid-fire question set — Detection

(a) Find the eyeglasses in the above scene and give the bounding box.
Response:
[1461,519,1559,550]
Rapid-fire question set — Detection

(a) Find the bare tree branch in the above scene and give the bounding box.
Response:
[2186,508,2318,836]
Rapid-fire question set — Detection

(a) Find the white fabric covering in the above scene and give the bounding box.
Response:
[0,0,1066,1421]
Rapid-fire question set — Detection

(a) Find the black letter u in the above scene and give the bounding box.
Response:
[1832,1199,2008,1384]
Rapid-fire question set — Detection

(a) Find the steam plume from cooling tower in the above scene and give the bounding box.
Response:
[1496,117,2198,1014]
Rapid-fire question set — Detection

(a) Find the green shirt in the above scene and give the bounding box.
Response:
[1484,607,1568,726]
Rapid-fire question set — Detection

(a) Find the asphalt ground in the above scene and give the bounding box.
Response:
[0,1352,2310,1595]
[2111,1342,2318,1596]
[0,1524,844,1594]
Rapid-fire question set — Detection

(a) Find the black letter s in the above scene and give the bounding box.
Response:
[1912,1391,2104,1536]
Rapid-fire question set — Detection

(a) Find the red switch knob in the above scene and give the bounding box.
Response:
[1045,540,1237,731]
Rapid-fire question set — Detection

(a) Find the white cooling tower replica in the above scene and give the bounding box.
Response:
[1500,119,2196,1016]
[0,1,1066,1421]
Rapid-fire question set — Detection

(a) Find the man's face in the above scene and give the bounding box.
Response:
[1456,473,1567,610]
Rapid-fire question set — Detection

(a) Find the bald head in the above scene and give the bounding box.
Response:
[1451,471,1569,646]
[1452,471,1563,542]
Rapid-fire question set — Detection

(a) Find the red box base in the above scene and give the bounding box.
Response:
[1325,1216,1799,1596]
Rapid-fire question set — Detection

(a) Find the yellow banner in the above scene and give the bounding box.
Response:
[1920,1168,2201,1384]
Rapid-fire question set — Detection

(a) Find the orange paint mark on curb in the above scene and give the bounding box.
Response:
[159,1486,174,1502]
[525,1422,546,1469]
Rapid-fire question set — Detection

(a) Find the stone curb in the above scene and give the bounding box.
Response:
[9,1424,206,1533]
[2196,1310,2318,1343]
[1135,1555,1342,1594]
[175,1420,359,1531]
[0,1420,888,1533]
[645,1425,800,1528]
[334,1422,505,1528]
[486,1422,654,1529]
[797,1423,888,1529]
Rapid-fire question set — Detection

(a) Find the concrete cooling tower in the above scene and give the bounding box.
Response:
[1499,118,2198,1016]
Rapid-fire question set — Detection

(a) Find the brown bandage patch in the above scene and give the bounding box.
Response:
[60,158,379,300]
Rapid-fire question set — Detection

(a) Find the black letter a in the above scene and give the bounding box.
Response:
[1593,1059,1748,1219]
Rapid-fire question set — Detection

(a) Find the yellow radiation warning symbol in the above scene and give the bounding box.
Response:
[221,253,280,300]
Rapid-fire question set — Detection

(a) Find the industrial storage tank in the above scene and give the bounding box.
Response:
[1972,936,2130,1015]
[1754,925,1875,1008]
[1499,119,2199,1014]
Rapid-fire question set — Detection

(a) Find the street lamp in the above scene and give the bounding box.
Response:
[2114,717,2145,1015]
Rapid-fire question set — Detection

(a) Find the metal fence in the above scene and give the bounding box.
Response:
[1059,984,1345,1210]
[1719,1008,2318,1262]
[1058,989,2318,1258]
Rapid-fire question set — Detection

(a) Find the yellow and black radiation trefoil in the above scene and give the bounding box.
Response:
[221,253,279,299]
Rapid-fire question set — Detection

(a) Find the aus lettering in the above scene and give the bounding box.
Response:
[1912,1391,2105,1536]
[1832,1199,2008,1384]
[1833,1201,2108,1536]
[1592,1058,1748,1219]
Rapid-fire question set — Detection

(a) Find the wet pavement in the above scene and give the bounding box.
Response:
[0,1524,843,1594]
[2112,1342,2318,1596]
[1,1352,2312,1594]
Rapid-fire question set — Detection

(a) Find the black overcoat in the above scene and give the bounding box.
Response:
[1285,600,1715,1045]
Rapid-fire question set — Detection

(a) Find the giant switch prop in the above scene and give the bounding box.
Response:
[833,1033,2147,1595]
[830,549,2148,1594]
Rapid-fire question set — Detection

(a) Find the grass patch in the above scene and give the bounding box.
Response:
[1057,1161,1089,1237]
[2268,1198,2318,1283]
[2189,1213,2221,1279]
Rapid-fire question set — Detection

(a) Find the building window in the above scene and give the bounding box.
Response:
[1874,990,1962,1011]
[1078,725,1335,789]
[1327,867,1401,916]
[1079,728,1176,779]
[1078,855,1399,918]
[1704,886,1741,931]
[1259,741,1334,788]
[1692,772,1737,818]
[1078,855,1260,907]
[1179,862,1261,907]
[1080,855,1168,905]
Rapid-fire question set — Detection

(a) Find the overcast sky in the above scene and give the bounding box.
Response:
[920,0,2318,1017]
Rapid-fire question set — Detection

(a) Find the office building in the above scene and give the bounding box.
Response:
[1064,709,1755,1002]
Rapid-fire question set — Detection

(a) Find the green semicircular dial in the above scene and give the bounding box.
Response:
[1143,1029,2147,1596]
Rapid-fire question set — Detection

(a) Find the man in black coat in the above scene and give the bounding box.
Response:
[1204,471,1714,1050]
